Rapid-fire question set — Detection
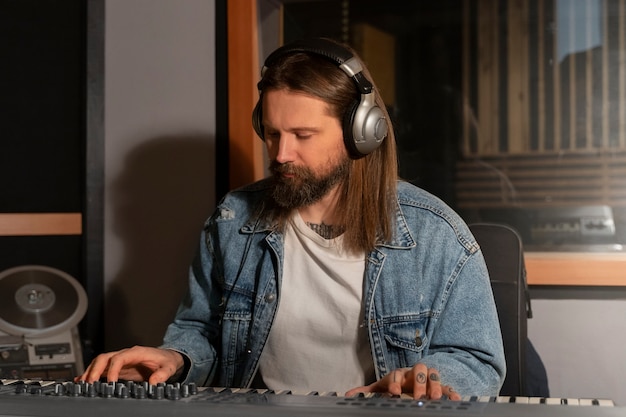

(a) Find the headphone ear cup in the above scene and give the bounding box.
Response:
[360,104,388,147]
[343,96,388,159]
[252,99,264,140]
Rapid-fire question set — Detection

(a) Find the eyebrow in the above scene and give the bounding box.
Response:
[264,124,322,133]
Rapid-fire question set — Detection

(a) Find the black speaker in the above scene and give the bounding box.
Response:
[252,38,388,158]
[1,1,84,213]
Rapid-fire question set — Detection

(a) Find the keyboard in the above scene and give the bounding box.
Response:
[0,379,621,417]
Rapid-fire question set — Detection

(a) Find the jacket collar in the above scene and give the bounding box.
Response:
[240,197,415,249]
[376,199,415,249]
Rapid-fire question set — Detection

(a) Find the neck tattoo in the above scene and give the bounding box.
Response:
[306,221,344,239]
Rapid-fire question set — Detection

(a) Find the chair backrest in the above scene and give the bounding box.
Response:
[469,223,532,396]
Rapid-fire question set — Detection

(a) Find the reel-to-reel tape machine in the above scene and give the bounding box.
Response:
[0,265,87,380]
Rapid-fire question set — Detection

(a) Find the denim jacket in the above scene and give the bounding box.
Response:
[161,179,506,396]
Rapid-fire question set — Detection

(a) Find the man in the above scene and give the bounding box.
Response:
[79,38,505,400]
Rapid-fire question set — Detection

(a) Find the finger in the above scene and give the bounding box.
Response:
[388,369,404,396]
[410,363,428,400]
[80,353,116,383]
[345,378,391,397]
[345,383,376,397]
[147,350,185,385]
[427,369,443,400]
[75,361,91,382]
[344,387,366,397]
[105,346,149,382]
[83,355,113,383]
[103,355,124,383]
[345,369,405,398]
[444,385,462,401]
[147,365,178,386]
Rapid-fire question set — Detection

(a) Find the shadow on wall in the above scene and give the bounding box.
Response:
[105,135,215,351]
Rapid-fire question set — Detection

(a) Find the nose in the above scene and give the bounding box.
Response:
[272,135,295,164]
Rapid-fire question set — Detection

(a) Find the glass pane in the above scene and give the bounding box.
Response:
[272,0,626,252]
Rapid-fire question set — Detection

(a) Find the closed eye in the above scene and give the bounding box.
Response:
[265,130,315,140]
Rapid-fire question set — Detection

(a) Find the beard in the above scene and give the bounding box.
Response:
[269,156,351,209]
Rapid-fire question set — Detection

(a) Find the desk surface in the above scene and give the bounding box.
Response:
[525,252,626,286]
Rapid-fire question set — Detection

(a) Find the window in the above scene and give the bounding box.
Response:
[240,0,626,284]
[274,0,626,253]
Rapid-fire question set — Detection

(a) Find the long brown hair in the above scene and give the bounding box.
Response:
[258,39,398,254]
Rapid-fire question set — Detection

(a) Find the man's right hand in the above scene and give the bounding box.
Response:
[76,346,185,385]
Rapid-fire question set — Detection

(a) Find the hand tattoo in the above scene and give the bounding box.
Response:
[416,372,427,384]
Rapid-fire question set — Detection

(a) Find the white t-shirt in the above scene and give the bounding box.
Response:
[257,212,375,394]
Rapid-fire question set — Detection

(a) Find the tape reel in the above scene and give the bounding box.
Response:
[0,265,88,338]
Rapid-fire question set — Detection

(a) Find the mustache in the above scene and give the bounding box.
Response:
[269,160,299,176]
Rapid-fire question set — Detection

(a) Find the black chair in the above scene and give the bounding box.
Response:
[469,223,549,397]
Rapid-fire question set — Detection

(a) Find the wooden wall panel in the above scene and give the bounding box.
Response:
[507,0,530,153]
[227,0,264,190]
[476,0,500,154]
[0,213,82,236]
